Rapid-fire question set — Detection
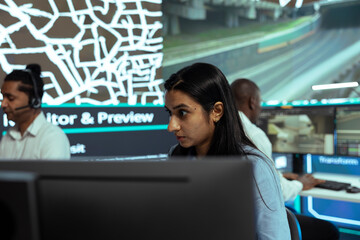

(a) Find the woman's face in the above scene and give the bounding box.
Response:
[165,90,216,156]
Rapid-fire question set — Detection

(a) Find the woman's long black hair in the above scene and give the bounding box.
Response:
[165,62,257,156]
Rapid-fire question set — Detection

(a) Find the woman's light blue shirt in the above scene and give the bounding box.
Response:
[168,144,291,240]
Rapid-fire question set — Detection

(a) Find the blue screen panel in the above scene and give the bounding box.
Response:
[302,196,360,231]
[302,154,360,232]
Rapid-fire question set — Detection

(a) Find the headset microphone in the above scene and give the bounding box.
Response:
[14,105,31,111]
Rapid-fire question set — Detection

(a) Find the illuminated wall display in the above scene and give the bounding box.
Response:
[0,0,163,105]
[0,1,175,157]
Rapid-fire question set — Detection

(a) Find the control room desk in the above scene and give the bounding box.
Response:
[300,173,360,203]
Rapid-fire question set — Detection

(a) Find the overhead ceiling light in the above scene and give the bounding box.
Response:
[312,82,359,91]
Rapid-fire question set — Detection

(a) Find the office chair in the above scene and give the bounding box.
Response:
[286,207,302,240]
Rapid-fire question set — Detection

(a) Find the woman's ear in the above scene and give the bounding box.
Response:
[212,102,224,123]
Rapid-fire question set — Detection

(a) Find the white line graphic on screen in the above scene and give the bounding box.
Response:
[0,0,163,105]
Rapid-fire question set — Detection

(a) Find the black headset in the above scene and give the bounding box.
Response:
[23,69,41,109]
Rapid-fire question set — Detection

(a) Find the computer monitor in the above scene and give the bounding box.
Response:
[335,106,360,157]
[272,153,293,173]
[301,154,360,231]
[0,158,256,240]
[258,106,335,155]
[0,171,39,240]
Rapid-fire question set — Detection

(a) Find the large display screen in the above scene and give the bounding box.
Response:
[0,104,176,156]
[258,106,335,155]
[336,106,360,157]
[0,1,175,157]
[162,1,360,101]
[0,1,163,105]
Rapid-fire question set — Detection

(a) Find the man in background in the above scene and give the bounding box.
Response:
[0,64,70,159]
[231,78,339,240]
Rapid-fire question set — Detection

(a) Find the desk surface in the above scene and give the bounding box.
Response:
[300,173,360,203]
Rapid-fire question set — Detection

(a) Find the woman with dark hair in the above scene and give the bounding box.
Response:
[165,63,291,239]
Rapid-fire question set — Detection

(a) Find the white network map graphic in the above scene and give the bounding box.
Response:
[0,0,164,105]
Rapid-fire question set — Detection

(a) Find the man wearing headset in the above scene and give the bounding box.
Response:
[0,64,70,159]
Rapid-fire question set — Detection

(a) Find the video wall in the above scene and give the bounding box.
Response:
[1,1,360,158]
[162,1,360,101]
[259,102,360,157]
[0,1,178,157]
[0,1,164,105]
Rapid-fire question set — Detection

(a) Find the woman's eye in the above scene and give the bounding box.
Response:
[179,110,187,117]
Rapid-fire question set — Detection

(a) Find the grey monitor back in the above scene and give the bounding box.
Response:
[0,171,39,240]
[0,158,255,240]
